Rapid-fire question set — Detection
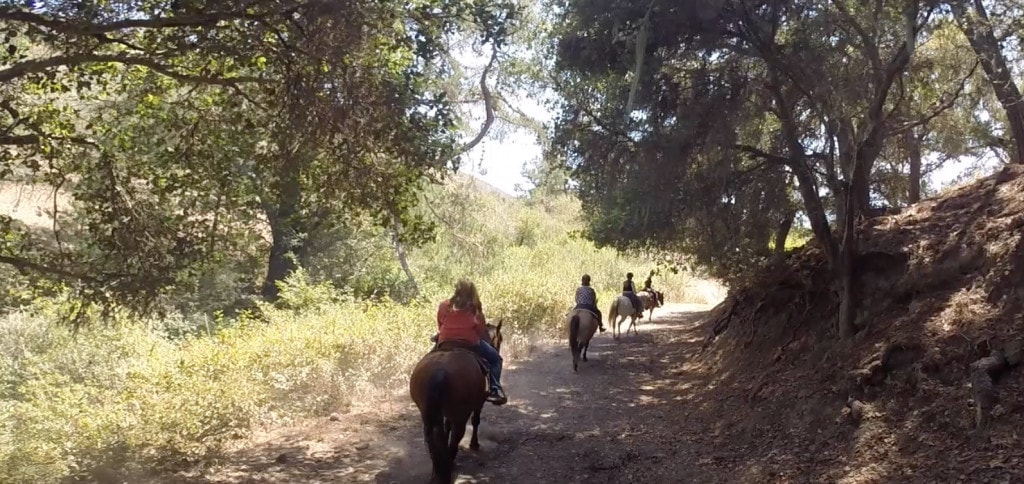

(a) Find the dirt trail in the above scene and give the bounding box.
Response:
[180,304,722,484]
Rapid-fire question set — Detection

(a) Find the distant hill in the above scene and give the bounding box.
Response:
[454,172,516,199]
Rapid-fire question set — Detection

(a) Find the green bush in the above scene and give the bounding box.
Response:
[0,296,440,482]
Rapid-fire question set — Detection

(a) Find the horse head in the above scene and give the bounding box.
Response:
[485,319,504,352]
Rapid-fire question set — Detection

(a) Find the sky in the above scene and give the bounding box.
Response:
[460,119,542,196]
[453,51,1002,199]
[457,88,549,195]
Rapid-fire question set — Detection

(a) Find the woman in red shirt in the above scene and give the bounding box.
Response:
[437,279,507,405]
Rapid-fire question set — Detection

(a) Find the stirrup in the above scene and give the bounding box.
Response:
[488,388,507,406]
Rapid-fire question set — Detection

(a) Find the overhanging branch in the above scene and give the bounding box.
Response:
[0,3,312,35]
[457,44,499,155]
[0,53,267,85]
[734,144,789,165]
[891,59,980,135]
[0,254,100,284]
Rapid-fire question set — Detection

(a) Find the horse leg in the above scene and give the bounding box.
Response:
[448,416,469,464]
[423,417,451,484]
[470,407,483,451]
[582,342,589,361]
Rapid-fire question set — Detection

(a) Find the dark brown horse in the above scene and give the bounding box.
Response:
[409,321,504,484]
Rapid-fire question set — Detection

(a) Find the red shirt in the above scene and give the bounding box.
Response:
[437,300,486,345]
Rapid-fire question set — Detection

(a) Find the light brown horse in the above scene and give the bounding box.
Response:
[608,295,641,339]
[567,308,600,372]
[409,321,504,484]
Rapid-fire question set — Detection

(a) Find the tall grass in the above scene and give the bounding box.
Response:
[0,178,709,482]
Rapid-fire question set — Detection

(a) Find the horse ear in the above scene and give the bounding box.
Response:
[496,319,503,330]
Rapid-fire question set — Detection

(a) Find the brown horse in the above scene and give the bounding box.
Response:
[638,291,661,321]
[567,308,600,372]
[409,321,504,484]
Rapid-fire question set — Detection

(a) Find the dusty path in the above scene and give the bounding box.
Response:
[182,304,722,484]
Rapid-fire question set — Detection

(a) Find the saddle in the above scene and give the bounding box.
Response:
[429,337,491,392]
[571,307,600,320]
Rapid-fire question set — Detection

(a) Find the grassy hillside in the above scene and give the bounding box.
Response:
[0,176,715,482]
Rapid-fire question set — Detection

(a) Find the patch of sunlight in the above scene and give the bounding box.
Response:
[636,394,660,405]
[931,284,994,334]
[838,403,897,484]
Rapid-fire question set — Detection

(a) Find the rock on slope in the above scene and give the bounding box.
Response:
[698,165,1024,482]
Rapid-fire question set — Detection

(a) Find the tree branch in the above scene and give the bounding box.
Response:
[734,144,789,165]
[0,53,266,85]
[0,3,310,35]
[891,59,979,135]
[457,44,499,155]
[0,133,100,148]
[0,254,100,284]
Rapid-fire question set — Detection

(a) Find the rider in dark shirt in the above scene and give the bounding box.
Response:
[622,272,641,314]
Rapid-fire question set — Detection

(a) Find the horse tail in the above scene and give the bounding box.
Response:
[607,299,617,326]
[569,314,581,355]
[424,368,452,481]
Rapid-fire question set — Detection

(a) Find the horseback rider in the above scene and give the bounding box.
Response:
[574,274,606,333]
[436,279,507,405]
[644,270,663,306]
[622,272,642,314]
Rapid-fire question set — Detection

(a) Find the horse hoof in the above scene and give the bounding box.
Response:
[470,442,481,451]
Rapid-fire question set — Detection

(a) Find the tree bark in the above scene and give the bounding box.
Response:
[391,213,419,300]
[774,207,794,258]
[262,216,300,301]
[952,0,1024,164]
[907,127,922,203]
[837,227,859,337]
[261,166,305,301]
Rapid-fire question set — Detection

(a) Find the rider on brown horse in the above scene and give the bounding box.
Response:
[574,274,606,332]
[643,271,662,305]
[436,280,507,405]
[622,272,642,315]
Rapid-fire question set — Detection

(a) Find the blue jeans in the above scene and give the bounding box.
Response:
[477,340,503,391]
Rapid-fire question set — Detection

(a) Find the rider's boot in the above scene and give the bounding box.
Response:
[488,386,508,405]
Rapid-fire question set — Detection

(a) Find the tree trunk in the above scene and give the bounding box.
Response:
[850,164,873,215]
[837,235,859,337]
[262,218,300,301]
[774,208,794,258]
[953,0,1024,164]
[261,169,305,301]
[391,213,419,300]
[907,127,922,203]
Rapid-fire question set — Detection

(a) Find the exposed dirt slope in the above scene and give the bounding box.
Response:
[701,165,1024,482]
